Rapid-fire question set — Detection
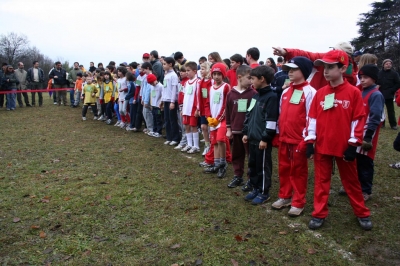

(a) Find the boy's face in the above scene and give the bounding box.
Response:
[200,67,207,78]
[212,72,223,84]
[186,68,196,79]
[230,60,240,70]
[118,71,124,78]
[323,63,346,82]
[288,68,303,83]
[141,68,150,75]
[104,74,110,80]
[359,75,375,88]
[238,73,251,88]
[86,78,92,84]
[162,62,171,71]
[251,76,264,89]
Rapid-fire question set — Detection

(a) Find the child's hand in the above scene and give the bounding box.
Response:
[91,93,95,97]
[242,135,248,143]
[226,128,233,139]
[170,102,175,110]
[259,140,267,150]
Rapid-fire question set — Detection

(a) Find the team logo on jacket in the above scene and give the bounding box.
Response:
[342,100,350,109]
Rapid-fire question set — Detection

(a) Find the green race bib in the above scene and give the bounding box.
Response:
[187,86,193,95]
[151,89,156,98]
[213,92,221,104]
[135,80,141,86]
[163,80,168,88]
[105,85,110,92]
[247,98,256,111]
[324,93,335,110]
[289,89,303,104]
[237,99,248,112]
[202,88,208,98]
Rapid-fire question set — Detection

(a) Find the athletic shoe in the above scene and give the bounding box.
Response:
[203,165,219,174]
[164,141,171,145]
[308,217,325,230]
[82,117,87,121]
[126,126,135,131]
[288,206,304,217]
[119,122,126,128]
[147,132,155,137]
[106,119,112,125]
[199,161,213,168]
[114,121,121,127]
[169,141,179,146]
[241,180,253,192]
[227,176,244,188]
[357,217,372,230]
[362,192,372,202]
[187,147,200,154]
[217,163,227,179]
[94,116,98,120]
[6,108,10,111]
[271,198,292,210]
[392,126,398,130]
[98,115,104,121]
[174,144,186,150]
[53,102,57,105]
[181,146,192,152]
[143,128,149,133]
[153,132,162,138]
[202,146,210,156]
[244,189,259,202]
[251,193,270,205]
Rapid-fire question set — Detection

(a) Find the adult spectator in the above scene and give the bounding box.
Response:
[150,50,164,83]
[48,63,57,104]
[79,65,86,73]
[68,62,82,106]
[142,53,150,63]
[0,63,7,107]
[14,62,31,107]
[259,61,264,65]
[174,52,187,66]
[98,62,104,70]
[27,61,44,107]
[89,62,96,73]
[49,61,68,106]
[2,65,19,110]
[273,41,358,89]
[276,56,284,71]
[378,59,400,130]
[266,57,278,73]
[246,47,260,68]
[353,51,362,65]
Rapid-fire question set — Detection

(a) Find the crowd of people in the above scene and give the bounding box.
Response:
[1,43,400,231]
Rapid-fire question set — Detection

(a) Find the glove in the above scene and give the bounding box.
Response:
[100,99,104,104]
[272,134,280,148]
[343,145,357,161]
[207,117,219,127]
[110,97,115,102]
[306,143,314,159]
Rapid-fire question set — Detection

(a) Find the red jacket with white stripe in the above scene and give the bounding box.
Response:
[305,80,365,157]
[278,81,316,145]
[284,48,358,90]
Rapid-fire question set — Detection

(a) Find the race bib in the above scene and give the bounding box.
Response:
[202,88,207,98]
[290,89,303,104]
[187,86,193,95]
[213,92,221,104]
[237,99,248,112]
[151,89,156,98]
[324,93,335,110]
[135,80,141,86]
[247,98,256,111]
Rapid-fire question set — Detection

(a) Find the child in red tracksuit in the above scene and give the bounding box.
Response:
[226,65,257,188]
[305,50,372,230]
[271,56,316,217]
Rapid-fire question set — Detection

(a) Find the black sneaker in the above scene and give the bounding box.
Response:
[199,161,214,168]
[241,179,253,192]
[217,163,227,179]
[227,176,244,188]
[26,103,32,107]
[308,217,325,230]
[358,217,372,230]
[204,165,219,174]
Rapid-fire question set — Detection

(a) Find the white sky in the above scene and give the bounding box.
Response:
[0,0,374,68]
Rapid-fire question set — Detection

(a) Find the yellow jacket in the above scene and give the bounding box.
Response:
[82,84,98,104]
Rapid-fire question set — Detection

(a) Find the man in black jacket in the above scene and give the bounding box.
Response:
[0,63,8,107]
[49,61,68,106]
[378,59,400,130]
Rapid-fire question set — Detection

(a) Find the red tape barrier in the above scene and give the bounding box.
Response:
[0,88,75,94]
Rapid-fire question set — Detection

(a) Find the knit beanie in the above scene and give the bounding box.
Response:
[211,63,227,78]
[282,56,314,79]
[147,73,157,84]
[382,59,393,67]
[358,64,379,82]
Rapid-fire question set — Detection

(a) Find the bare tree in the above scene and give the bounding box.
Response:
[0,32,29,65]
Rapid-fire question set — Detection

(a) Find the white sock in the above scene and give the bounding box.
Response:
[193,132,199,149]
[186,132,193,147]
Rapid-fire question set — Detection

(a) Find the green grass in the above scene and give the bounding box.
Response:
[0,97,400,266]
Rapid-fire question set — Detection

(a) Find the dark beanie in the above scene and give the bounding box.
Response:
[358,64,379,82]
[282,56,313,80]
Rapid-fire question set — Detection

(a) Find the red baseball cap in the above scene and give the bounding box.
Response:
[142,53,150,58]
[147,73,157,83]
[314,50,349,67]
[211,63,227,78]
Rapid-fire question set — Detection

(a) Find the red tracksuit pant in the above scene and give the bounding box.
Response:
[312,153,370,219]
[231,134,248,177]
[278,142,308,208]
[204,137,232,164]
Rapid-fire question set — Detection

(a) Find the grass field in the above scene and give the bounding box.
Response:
[0,97,400,266]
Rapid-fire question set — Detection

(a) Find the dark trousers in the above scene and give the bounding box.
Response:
[356,153,374,195]
[232,134,248,177]
[129,102,137,128]
[100,103,106,116]
[0,93,4,107]
[151,107,163,134]
[82,103,98,118]
[135,101,144,130]
[106,102,114,120]
[384,99,397,127]
[17,87,30,106]
[54,84,68,105]
[248,142,272,195]
[69,89,75,105]
[30,82,42,106]
[164,101,180,142]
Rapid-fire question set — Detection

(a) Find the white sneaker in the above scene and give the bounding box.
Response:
[202,146,210,156]
[187,147,200,154]
[147,131,155,137]
[98,115,104,121]
[271,198,292,210]
[53,102,57,105]
[164,141,171,145]
[94,116,98,120]
[82,117,87,121]
[106,119,112,125]
[169,141,179,146]
[114,121,121,126]
[126,126,135,131]
[288,206,304,217]
[153,132,162,138]
[181,145,192,152]
[175,144,186,150]
[143,128,149,133]
[119,122,126,128]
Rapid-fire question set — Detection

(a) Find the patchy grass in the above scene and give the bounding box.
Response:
[0,98,400,266]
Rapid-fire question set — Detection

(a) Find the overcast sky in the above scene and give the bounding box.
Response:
[0,0,374,68]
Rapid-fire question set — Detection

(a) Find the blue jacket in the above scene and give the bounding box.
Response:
[362,84,385,132]
[125,81,136,104]
[142,77,153,105]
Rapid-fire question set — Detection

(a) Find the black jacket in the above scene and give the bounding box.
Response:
[49,68,68,85]
[378,69,400,99]
[151,59,164,83]
[1,72,19,90]
[27,67,45,83]
[242,86,278,144]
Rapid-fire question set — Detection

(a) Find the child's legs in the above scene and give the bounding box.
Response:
[256,144,272,195]
[114,102,121,121]
[248,143,258,188]
[190,123,199,149]
[201,116,210,143]
[69,89,74,105]
[164,103,171,140]
[232,134,246,177]
[82,105,89,117]
[130,103,137,127]
[74,91,80,105]
[216,123,227,159]
[101,103,106,116]
[143,106,153,131]
[356,153,374,195]
[91,103,98,117]
[278,143,293,199]
[168,102,180,142]
[154,108,163,134]
[336,156,370,218]
[205,143,215,164]
[312,153,333,219]
[290,144,308,208]
[106,102,113,119]
[119,100,126,122]
[178,113,187,146]
[135,101,144,129]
